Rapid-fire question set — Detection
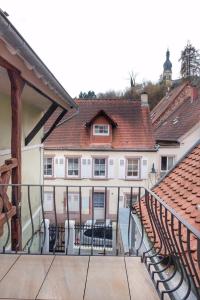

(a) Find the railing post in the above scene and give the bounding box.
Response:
[43,219,50,254]
[65,220,75,255]
[112,222,116,255]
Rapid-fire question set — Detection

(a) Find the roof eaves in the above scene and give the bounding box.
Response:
[0,9,78,110]
[44,146,158,152]
[85,109,118,128]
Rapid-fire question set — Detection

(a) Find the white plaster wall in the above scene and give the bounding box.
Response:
[44,149,157,217]
[157,123,200,177]
[179,123,200,157]
[0,92,44,249]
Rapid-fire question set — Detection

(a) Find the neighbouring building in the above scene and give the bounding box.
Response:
[151,82,200,178]
[0,10,77,250]
[43,94,158,224]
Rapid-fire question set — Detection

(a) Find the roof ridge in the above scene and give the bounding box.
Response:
[75,98,140,102]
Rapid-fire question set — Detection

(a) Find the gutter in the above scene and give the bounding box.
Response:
[44,147,158,152]
[0,9,78,110]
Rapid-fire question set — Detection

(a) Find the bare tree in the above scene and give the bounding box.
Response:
[129,71,138,88]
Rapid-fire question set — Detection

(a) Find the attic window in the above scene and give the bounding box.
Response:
[93,124,109,136]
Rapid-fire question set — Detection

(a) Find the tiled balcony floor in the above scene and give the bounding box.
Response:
[0,254,159,300]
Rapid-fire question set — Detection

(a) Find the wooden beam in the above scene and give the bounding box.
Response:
[25,103,58,146]
[41,109,67,143]
[0,56,20,73]
[7,69,25,251]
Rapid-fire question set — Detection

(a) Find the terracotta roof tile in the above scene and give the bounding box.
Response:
[153,86,200,142]
[44,99,156,150]
[136,141,200,286]
[151,83,188,126]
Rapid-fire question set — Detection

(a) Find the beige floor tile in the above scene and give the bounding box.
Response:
[125,257,159,300]
[0,254,19,281]
[0,255,54,299]
[37,256,89,300]
[84,256,130,300]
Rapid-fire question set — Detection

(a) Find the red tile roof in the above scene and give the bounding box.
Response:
[151,82,188,127]
[155,96,200,142]
[135,141,200,284]
[151,82,200,142]
[44,99,156,151]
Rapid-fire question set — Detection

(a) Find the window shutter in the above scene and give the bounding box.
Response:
[81,157,92,178]
[108,158,115,179]
[141,157,148,179]
[43,193,53,211]
[54,156,65,177]
[118,158,126,179]
[82,196,89,214]
[87,158,92,178]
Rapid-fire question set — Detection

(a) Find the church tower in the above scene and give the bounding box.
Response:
[163,49,172,86]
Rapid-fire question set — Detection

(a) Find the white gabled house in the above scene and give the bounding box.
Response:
[44,95,158,223]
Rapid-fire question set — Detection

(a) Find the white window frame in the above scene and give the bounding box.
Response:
[93,157,107,178]
[126,158,140,179]
[93,124,109,136]
[160,155,175,172]
[66,157,80,178]
[44,157,53,177]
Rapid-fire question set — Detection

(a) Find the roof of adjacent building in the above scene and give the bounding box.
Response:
[155,95,200,142]
[153,141,200,231]
[151,82,200,142]
[44,98,156,151]
[150,82,188,127]
[136,140,200,280]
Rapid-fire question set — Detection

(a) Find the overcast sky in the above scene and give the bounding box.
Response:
[1,0,200,97]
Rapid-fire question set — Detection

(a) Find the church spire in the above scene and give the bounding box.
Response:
[163,49,172,85]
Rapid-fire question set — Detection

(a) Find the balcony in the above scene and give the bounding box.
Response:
[0,184,199,300]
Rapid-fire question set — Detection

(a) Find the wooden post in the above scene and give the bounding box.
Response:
[7,70,25,251]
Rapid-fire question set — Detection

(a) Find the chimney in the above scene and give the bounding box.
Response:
[141,92,149,107]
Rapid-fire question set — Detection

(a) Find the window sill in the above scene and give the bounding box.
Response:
[65,177,81,180]
[90,177,109,181]
[125,178,142,181]
[44,177,56,180]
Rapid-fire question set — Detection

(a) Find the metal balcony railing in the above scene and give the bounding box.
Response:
[0,184,199,300]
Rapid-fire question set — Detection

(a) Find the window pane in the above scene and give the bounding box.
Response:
[168,157,174,169]
[161,157,167,171]
[94,158,106,176]
[44,157,53,176]
[93,193,104,208]
[67,158,79,176]
[127,158,139,177]
[94,125,109,135]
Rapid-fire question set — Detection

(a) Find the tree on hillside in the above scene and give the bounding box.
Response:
[79,91,96,99]
[97,90,123,99]
[179,42,200,79]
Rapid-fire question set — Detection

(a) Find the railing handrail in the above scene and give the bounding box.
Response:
[1,183,199,239]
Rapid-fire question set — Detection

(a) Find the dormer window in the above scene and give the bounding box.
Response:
[93,124,109,136]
